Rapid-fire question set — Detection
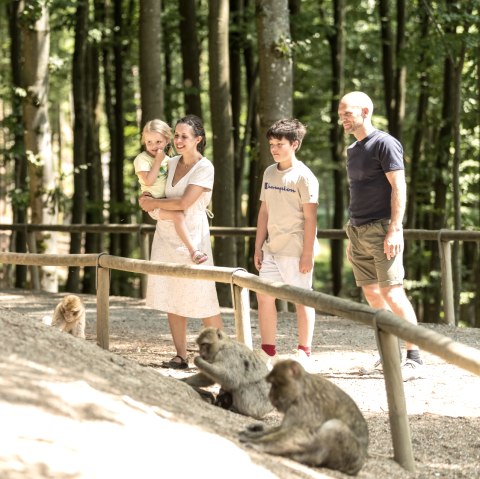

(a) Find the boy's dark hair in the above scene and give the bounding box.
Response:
[266,119,307,151]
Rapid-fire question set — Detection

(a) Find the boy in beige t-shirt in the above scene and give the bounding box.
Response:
[254,119,319,371]
[134,119,207,264]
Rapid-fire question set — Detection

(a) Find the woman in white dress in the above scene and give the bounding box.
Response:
[139,115,223,369]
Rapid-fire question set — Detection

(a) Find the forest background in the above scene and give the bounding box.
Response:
[0,0,478,326]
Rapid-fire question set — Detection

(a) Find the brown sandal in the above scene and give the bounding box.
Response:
[161,355,188,370]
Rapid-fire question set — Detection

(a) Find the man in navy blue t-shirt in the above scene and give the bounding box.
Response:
[339,91,424,381]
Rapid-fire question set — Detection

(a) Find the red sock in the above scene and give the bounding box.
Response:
[261,344,276,357]
[298,345,311,357]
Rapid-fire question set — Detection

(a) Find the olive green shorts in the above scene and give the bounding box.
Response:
[345,219,404,287]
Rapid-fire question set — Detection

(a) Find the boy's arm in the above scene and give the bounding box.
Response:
[137,150,166,186]
[299,202,318,273]
[254,201,268,271]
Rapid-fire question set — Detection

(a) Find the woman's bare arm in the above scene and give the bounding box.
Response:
[139,184,208,212]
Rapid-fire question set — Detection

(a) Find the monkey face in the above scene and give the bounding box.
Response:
[59,295,85,323]
[63,308,82,322]
[198,340,215,361]
[267,360,302,412]
[196,327,224,362]
[60,294,85,323]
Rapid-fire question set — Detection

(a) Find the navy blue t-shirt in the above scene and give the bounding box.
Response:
[347,129,404,226]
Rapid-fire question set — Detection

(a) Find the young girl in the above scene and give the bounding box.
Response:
[134,119,208,264]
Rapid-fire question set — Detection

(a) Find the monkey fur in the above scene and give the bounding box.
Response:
[183,327,273,419]
[239,360,369,475]
[51,295,86,339]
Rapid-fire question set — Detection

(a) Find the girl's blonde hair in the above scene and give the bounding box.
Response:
[141,119,174,155]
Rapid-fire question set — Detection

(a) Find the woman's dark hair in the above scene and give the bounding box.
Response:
[176,114,206,154]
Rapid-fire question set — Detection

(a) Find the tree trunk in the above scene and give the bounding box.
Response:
[114,0,132,294]
[230,0,242,209]
[452,60,463,325]
[406,7,430,232]
[378,0,395,132]
[139,0,164,125]
[178,0,202,117]
[429,50,454,324]
[451,14,470,324]
[255,0,293,181]
[83,6,104,294]
[474,42,480,327]
[323,0,345,297]
[394,0,406,142]
[98,2,118,259]
[7,0,28,287]
[405,6,430,296]
[20,0,58,292]
[243,12,259,273]
[209,0,236,306]
[67,0,89,293]
[162,7,174,127]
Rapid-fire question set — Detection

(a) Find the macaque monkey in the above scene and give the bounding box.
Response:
[239,360,369,475]
[50,295,86,339]
[183,327,273,419]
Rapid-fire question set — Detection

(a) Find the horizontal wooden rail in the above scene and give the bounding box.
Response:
[0,252,98,267]
[2,223,480,241]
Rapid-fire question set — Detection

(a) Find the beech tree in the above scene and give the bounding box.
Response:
[20,0,57,291]
[255,0,293,191]
[208,0,236,304]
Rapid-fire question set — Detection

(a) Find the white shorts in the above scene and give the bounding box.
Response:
[259,253,313,290]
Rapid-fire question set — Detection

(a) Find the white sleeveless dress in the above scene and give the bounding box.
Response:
[146,156,220,318]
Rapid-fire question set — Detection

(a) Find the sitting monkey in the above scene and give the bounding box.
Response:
[239,360,369,476]
[183,327,273,419]
[50,295,86,339]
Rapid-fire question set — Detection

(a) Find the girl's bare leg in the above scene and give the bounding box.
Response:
[156,209,201,258]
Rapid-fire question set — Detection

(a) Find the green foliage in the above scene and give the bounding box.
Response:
[18,0,52,29]
[9,188,30,210]
[272,35,294,58]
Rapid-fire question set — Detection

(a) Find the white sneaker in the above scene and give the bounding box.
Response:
[401,359,425,381]
[290,349,314,373]
[257,349,278,371]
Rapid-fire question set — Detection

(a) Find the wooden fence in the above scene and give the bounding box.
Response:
[1,223,480,325]
[1,250,480,473]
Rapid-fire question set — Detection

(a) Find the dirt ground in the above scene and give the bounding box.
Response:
[1,288,479,479]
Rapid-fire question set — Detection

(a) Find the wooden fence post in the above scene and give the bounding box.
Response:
[438,230,455,325]
[26,231,40,290]
[374,313,415,472]
[96,254,110,350]
[231,269,252,348]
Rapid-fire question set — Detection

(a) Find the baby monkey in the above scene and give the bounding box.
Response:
[49,294,86,339]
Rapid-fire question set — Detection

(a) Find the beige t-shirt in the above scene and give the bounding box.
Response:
[133,151,169,198]
[260,160,319,257]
